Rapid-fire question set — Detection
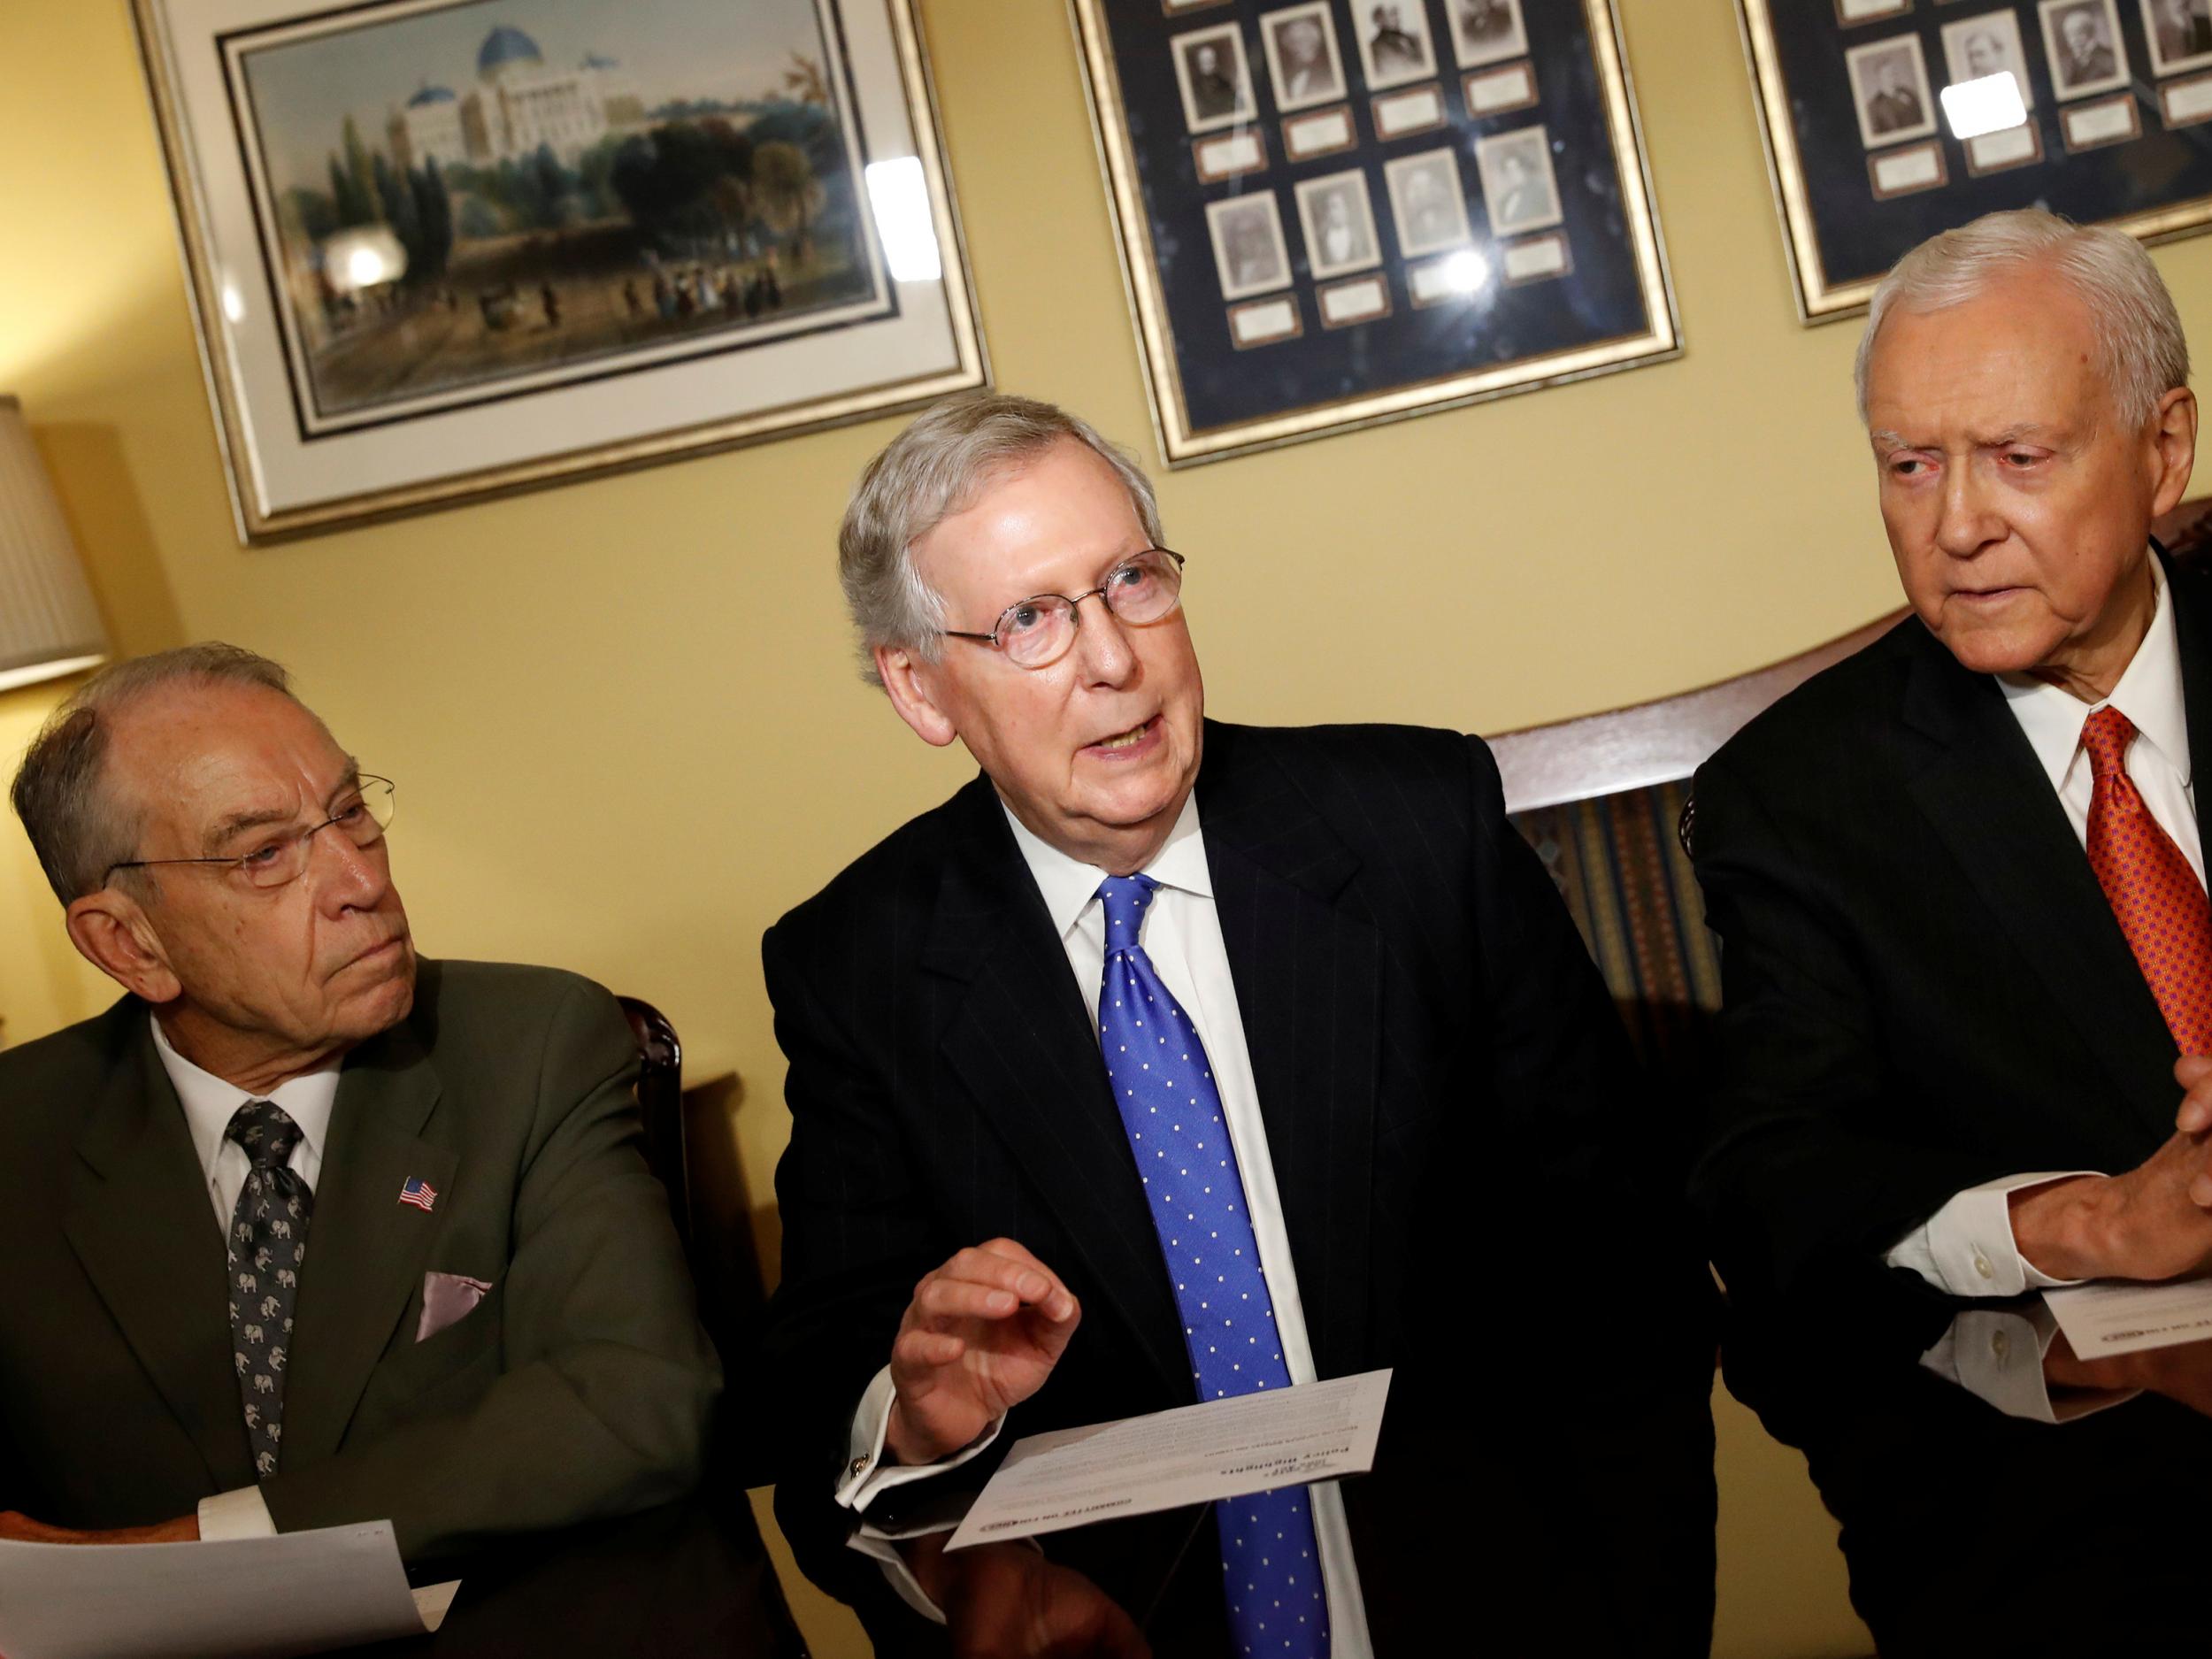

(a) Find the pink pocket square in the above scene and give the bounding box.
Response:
[418,1271,494,1342]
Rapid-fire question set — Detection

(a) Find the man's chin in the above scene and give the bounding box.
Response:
[1930,611,2061,679]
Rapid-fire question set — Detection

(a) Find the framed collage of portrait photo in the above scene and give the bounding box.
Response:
[131,0,985,541]
[1741,0,2212,320]
[1069,0,1678,466]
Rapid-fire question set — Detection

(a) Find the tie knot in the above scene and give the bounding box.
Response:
[227,1100,303,1171]
[2081,705,2139,780]
[1096,873,1158,945]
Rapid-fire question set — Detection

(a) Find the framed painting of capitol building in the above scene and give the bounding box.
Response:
[131,0,985,541]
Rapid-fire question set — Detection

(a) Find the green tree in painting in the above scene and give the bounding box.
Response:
[342,117,379,219]
[326,152,373,228]
[752,141,817,259]
[781,52,828,106]
[409,161,453,278]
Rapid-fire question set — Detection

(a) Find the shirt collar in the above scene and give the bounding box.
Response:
[1998,554,2191,791]
[1002,789,1213,941]
[150,1015,342,1176]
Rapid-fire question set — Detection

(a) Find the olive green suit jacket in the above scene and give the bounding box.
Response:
[0,959,720,1560]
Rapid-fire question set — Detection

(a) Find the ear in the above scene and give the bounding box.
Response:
[875,645,960,749]
[65,887,183,1006]
[2148,385,2198,519]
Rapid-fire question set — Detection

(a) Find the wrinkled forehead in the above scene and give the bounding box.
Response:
[919,443,1150,599]
[104,682,349,839]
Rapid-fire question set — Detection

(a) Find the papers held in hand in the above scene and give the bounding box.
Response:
[946,1369,1392,1551]
[0,1520,455,1659]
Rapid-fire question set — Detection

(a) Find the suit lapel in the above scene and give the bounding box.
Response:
[1195,725,1379,1383]
[926,780,1190,1399]
[63,1010,257,1493]
[2165,548,2212,806]
[280,1015,457,1464]
[1901,625,2180,1141]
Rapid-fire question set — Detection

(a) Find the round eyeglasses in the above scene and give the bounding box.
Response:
[104,775,396,891]
[938,549,1187,670]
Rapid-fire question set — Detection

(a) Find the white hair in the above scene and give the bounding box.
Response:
[1854,208,2189,426]
[837,393,1164,687]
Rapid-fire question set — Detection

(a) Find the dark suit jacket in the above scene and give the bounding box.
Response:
[0,959,721,1560]
[760,721,1717,1654]
[1690,554,2212,1302]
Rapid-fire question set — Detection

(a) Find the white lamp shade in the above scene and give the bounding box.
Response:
[0,396,106,694]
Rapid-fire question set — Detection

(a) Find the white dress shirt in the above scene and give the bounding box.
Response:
[150,1017,341,1541]
[1886,558,2201,1296]
[839,794,1374,1653]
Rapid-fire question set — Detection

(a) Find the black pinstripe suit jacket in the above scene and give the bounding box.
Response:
[759,721,1717,1655]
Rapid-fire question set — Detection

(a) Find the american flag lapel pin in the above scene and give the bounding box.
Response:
[397,1177,438,1212]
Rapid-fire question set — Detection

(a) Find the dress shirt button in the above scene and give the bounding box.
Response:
[1973,1252,1994,1280]
[850,1455,869,1478]
[1990,1329,2011,1361]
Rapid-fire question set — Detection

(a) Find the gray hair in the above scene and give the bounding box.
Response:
[11,642,298,903]
[1855,208,2189,426]
[837,393,1164,686]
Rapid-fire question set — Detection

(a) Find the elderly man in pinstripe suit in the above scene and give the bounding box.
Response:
[758,394,1717,1657]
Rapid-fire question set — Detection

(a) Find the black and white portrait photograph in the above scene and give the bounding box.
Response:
[1940,11,2035,107]
[1205,190,1292,298]
[1172,21,1256,133]
[2143,0,2212,73]
[1383,147,1473,255]
[1844,35,1939,147]
[1448,0,1528,70]
[1355,1,1438,91]
[1259,3,1347,113]
[1476,125,1563,234]
[1293,168,1382,276]
[2039,0,2131,97]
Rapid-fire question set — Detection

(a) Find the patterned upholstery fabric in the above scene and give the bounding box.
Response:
[1510,779,1719,1084]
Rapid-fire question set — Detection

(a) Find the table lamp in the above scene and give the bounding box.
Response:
[0,394,107,694]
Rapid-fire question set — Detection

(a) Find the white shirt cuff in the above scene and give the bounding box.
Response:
[1884,1172,2101,1296]
[1919,1302,2137,1424]
[836,1365,1005,1512]
[196,1486,276,1540]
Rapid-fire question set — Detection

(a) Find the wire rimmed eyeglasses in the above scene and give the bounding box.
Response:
[939,549,1187,670]
[104,775,396,891]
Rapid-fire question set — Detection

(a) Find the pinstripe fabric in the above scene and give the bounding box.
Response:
[762,720,1719,1653]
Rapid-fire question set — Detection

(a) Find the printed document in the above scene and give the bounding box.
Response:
[0,1520,456,1658]
[947,1369,1391,1551]
[2046,1277,2212,1358]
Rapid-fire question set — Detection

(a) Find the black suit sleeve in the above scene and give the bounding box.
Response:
[1690,749,2017,1302]
[756,920,955,1642]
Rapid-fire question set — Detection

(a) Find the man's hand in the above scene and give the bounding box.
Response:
[2010,1057,2212,1279]
[885,1239,1079,1466]
[907,1535,1149,1659]
[0,1510,198,1544]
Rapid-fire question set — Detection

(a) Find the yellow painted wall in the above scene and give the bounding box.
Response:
[29,0,2212,1648]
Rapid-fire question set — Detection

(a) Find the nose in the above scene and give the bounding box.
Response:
[310,823,392,912]
[1933,460,2002,559]
[1070,592,1139,687]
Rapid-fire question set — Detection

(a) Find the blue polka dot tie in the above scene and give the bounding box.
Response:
[1095,874,1329,1657]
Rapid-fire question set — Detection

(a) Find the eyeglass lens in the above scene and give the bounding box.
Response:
[996,552,1183,666]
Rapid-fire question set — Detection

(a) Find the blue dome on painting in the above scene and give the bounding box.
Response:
[477,26,543,75]
[406,83,457,106]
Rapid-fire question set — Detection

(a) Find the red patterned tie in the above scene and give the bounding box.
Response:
[2082,705,2212,1055]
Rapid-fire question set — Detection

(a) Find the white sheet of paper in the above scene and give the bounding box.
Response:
[0,1521,456,1659]
[946,1369,1391,1551]
[2046,1277,2212,1357]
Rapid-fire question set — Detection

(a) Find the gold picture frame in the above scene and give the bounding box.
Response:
[132,0,986,542]
[1070,0,1678,468]
[1740,0,2212,322]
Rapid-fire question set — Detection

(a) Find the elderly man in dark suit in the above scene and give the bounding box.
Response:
[0,645,718,1558]
[1691,209,2212,1309]
[760,394,1717,1656]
